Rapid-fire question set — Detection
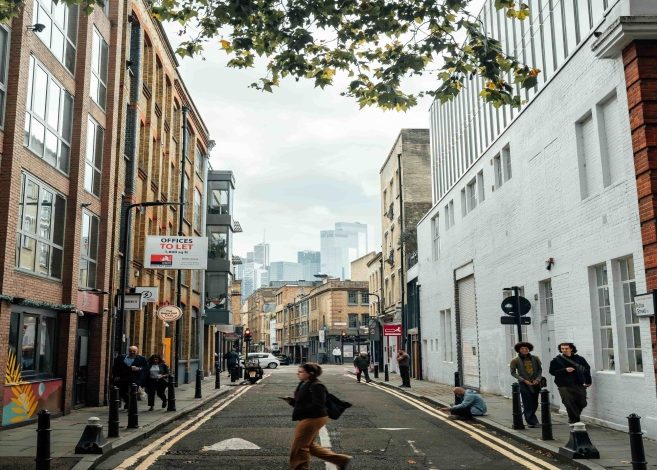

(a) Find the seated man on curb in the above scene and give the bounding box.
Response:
[442,387,487,420]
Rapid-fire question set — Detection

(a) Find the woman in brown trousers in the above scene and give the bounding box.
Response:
[282,363,352,469]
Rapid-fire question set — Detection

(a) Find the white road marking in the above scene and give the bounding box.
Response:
[202,437,261,452]
[319,426,338,470]
[379,427,412,430]
[356,378,561,470]
[407,440,424,455]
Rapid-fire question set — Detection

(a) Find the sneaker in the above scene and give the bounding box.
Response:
[162,399,168,408]
[366,380,372,383]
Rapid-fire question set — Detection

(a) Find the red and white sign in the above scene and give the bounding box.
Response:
[383,324,402,336]
[144,236,208,269]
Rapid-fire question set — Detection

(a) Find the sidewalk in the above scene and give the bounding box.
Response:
[0,375,234,470]
[373,373,657,469]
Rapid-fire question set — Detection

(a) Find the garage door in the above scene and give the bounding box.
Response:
[458,275,480,389]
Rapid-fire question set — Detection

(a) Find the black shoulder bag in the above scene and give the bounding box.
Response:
[326,392,352,420]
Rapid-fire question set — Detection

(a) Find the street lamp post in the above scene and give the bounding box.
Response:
[368,292,384,368]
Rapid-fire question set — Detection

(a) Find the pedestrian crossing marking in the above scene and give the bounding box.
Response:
[202,438,261,452]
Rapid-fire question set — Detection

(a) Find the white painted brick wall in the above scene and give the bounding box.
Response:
[417,5,657,436]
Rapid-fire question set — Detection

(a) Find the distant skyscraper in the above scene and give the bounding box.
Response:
[254,243,270,268]
[246,251,255,263]
[241,261,268,301]
[320,222,368,279]
[297,250,321,280]
[269,261,303,282]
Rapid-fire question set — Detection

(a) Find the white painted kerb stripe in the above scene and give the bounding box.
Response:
[319,426,338,470]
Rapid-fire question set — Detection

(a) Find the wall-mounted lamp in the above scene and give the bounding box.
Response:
[81,202,92,208]
[545,257,555,271]
[593,31,602,38]
[26,23,46,33]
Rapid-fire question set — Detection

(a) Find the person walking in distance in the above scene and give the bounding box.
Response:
[145,354,169,411]
[549,342,592,424]
[111,345,148,409]
[397,350,411,388]
[282,363,352,469]
[332,346,342,365]
[353,351,372,383]
[509,342,543,427]
[225,348,240,378]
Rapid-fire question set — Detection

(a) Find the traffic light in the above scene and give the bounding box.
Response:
[244,328,252,342]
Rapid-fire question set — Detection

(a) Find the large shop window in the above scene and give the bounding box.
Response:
[0,26,9,128]
[80,211,99,288]
[16,173,66,279]
[9,310,57,379]
[85,117,104,196]
[32,0,78,73]
[90,28,108,109]
[24,56,74,173]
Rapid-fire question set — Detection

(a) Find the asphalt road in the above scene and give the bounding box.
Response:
[99,365,580,470]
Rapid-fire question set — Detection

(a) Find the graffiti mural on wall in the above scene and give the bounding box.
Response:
[2,351,62,426]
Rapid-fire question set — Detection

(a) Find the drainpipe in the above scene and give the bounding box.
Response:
[396,153,406,350]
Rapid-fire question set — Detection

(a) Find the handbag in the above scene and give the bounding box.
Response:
[326,392,352,420]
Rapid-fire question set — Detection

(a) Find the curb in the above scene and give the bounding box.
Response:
[373,380,606,470]
[71,385,235,470]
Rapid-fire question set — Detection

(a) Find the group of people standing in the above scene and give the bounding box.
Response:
[111,345,170,411]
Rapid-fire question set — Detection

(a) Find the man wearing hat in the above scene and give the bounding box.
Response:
[509,342,543,427]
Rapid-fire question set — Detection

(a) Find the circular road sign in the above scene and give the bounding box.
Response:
[501,296,531,316]
[157,305,183,321]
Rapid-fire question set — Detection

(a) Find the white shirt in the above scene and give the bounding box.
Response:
[332,348,341,355]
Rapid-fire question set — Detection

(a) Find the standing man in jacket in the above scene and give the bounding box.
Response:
[112,345,148,409]
[549,342,592,424]
[509,342,543,427]
[353,351,372,383]
[397,350,411,387]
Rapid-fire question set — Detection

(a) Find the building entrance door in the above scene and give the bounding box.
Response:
[74,318,89,406]
[457,275,480,389]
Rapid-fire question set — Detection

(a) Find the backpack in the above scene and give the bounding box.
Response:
[326,392,352,420]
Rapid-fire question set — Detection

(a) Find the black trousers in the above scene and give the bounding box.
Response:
[558,385,588,423]
[356,367,371,382]
[334,355,341,364]
[399,366,411,387]
[519,382,540,425]
[146,378,168,407]
[450,405,474,420]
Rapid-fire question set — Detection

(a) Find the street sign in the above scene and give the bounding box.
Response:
[501,296,531,316]
[156,305,183,321]
[135,286,158,303]
[122,294,143,310]
[500,316,531,325]
[383,324,402,336]
[144,236,208,269]
[634,292,655,317]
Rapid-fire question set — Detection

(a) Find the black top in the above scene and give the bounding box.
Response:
[112,354,149,385]
[548,354,592,387]
[290,380,328,421]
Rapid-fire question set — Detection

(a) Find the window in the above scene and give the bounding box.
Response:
[90,28,108,109]
[576,112,602,199]
[348,291,358,305]
[191,309,199,358]
[208,183,229,215]
[477,170,485,203]
[460,188,467,216]
[618,257,641,372]
[25,57,74,173]
[102,0,109,15]
[502,145,512,182]
[193,188,202,232]
[448,200,454,227]
[85,117,104,196]
[348,314,358,328]
[466,178,477,213]
[541,279,554,316]
[0,26,9,128]
[79,211,99,288]
[431,214,440,260]
[440,309,453,362]
[593,263,614,370]
[361,292,369,304]
[361,314,369,328]
[493,154,503,189]
[444,204,450,230]
[195,144,203,177]
[182,173,189,217]
[32,0,78,73]
[207,226,228,260]
[16,174,66,279]
[9,310,56,378]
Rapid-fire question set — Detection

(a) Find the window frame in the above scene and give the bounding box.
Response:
[8,308,58,380]
[79,210,99,288]
[90,27,108,110]
[0,25,9,129]
[617,256,641,373]
[592,263,615,371]
[347,290,358,305]
[84,116,104,197]
[431,214,440,260]
[32,0,78,74]
[193,188,202,232]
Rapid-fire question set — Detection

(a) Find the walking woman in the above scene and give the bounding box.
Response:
[509,342,543,427]
[282,363,352,470]
[146,354,169,411]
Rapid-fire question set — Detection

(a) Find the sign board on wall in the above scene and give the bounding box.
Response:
[156,305,183,321]
[634,293,655,317]
[135,286,159,303]
[122,294,143,310]
[144,236,208,269]
[383,324,402,336]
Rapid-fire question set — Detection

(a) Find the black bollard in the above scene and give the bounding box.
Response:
[540,388,553,440]
[374,364,379,379]
[628,414,647,470]
[108,386,120,438]
[167,374,177,411]
[215,364,221,389]
[384,364,389,382]
[195,369,203,399]
[35,409,51,470]
[454,371,463,405]
[127,383,139,429]
[511,382,525,430]
[559,422,600,459]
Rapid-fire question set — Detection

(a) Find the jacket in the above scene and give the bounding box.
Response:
[548,354,592,387]
[225,351,239,367]
[353,355,369,370]
[397,353,410,367]
[290,380,328,421]
[451,390,487,416]
[146,363,169,382]
[509,354,542,382]
[112,354,148,385]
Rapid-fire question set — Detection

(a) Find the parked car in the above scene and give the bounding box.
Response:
[240,353,280,369]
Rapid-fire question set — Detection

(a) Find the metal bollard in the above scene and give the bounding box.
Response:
[559,422,600,459]
[35,409,51,470]
[215,364,221,389]
[540,388,553,440]
[628,414,647,470]
[454,371,463,405]
[384,364,389,382]
[195,369,203,399]
[127,383,139,428]
[511,382,525,430]
[108,386,120,438]
[167,375,177,411]
[374,364,379,379]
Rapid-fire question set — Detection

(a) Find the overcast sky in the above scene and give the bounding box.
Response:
[167,0,485,262]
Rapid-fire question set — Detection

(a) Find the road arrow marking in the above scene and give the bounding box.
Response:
[202,438,261,452]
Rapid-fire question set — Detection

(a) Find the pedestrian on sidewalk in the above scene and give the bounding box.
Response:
[549,342,592,424]
[332,346,342,365]
[282,363,352,470]
[353,351,372,383]
[112,345,148,409]
[509,342,543,427]
[224,348,240,378]
[442,388,487,420]
[396,350,411,387]
[146,354,169,411]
